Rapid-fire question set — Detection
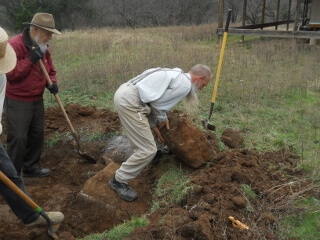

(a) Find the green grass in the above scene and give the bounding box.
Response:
[45,132,65,148]
[278,198,320,240]
[241,184,258,200]
[151,158,193,212]
[241,184,258,214]
[79,216,148,240]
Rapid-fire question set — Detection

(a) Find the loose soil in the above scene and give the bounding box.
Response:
[0,104,312,240]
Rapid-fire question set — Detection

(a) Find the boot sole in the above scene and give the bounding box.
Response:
[23,173,50,178]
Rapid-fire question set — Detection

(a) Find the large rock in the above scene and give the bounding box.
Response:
[76,162,150,232]
[160,113,217,168]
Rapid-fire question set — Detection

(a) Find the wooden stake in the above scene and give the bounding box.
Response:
[218,0,224,44]
[261,0,266,29]
[294,0,301,31]
[241,0,247,42]
[276,0,281,30]
[287,0,292,30]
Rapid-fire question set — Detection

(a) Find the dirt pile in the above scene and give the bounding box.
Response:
[0,104,310,240]
[127,149,307,240]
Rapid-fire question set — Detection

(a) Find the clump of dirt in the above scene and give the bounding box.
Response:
[221,128,244,149]
[0,104,310,240]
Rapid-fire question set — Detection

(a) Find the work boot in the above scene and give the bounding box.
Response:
[23,166,50,178]
[150,150,163,165]
[25,212,64,229]
[108,176,138,202]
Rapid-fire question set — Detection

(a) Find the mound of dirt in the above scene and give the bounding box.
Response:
[0,104,309,240]
[127,149,308,240]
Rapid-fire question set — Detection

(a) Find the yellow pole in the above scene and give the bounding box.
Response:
[211,31,228,103]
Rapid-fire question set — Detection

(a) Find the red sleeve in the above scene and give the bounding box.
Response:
[6,42,33,82]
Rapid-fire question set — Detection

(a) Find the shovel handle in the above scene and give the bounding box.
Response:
[0,171,41,211]
[210,9,232,105]
[39,60,81,147]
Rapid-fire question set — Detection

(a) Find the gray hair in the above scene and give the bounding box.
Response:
[189,64,212,79]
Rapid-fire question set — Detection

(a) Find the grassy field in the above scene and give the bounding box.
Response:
[43,24,320,239]
[47,24,320,173]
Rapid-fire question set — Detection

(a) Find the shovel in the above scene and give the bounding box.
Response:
[39,59,96,163]
[0,171,60,239]
[202,9,232,131]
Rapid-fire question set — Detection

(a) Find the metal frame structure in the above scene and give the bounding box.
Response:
[217,0,320,40]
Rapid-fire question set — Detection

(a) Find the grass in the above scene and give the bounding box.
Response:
[79,216,148,240]
[42,24,320,238]
[151,158,193,212]
[241,184,258,214]
[278,198,320,240]
[45,132,65,148]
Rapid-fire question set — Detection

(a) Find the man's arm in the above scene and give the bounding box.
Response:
[149,85,190,126]
[5,44,33,82]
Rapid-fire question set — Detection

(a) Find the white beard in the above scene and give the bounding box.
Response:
[34,35,48,54]
[183,83,199,114]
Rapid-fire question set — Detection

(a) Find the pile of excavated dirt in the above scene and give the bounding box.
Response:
[127,149,308,240]
[0,104,311,240]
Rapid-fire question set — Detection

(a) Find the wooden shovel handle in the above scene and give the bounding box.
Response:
[0,171,38,210]
[39,60,81,146]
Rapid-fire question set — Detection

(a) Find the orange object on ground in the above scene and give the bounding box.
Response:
[228,216,249,230]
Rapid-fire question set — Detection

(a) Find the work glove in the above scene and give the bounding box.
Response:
[28,45,44,64]
[47,83,59,94]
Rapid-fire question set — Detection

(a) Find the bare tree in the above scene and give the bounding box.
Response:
[246,0,264,24]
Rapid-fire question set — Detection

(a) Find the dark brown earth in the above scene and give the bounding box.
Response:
[0,104,312,240]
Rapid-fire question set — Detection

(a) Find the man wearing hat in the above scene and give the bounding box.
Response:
[0,26,64,228]
[5,13,61,177]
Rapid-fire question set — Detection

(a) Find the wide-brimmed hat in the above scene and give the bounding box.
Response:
[24,13,61,35]
[0,27,17,74]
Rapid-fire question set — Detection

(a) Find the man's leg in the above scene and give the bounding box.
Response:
[110,84,157,201]
[0,142,39,224]
[5,97,33,175]
[23,100,48,177]
[114,85,157,183]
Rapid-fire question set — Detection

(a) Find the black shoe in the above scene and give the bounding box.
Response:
[108,176,138,202]
[150,151,163,165]
[23,167,51,178]
[150,146,169,165]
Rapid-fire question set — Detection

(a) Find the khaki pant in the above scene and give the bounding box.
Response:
[114,83,157,183]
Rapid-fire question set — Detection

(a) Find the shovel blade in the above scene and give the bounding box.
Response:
[74,141,97,163]
[78,151,97,163]
[40,211,59,239]
[202,119,216,131]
